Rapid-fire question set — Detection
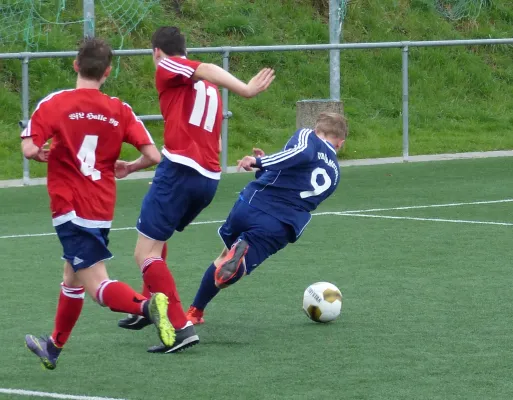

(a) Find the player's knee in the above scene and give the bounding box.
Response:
[62,262,81,287]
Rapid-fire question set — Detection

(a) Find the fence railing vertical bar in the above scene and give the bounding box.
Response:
[402,45,410,161]
[221,50,230,172]
[329,0,341,101]
[4,38,513,183]
[21,56,30,185]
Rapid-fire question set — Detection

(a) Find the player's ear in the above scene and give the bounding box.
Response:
[336,139,345,150]
[73,60,80,73]
[104,66,112,79]
[153,48,161,66]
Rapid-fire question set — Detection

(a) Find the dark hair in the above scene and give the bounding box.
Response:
[151,26,186,56]
[76,38,112,81]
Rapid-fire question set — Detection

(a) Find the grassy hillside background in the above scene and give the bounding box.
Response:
[0,0,512,180]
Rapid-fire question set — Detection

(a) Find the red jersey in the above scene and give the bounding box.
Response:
[156,56,223,180]
[21,89,154,228]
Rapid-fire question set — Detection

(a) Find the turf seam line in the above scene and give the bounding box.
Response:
[0,388,127,400]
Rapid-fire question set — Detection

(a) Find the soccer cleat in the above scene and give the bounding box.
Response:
[186,306,205,325]
[147,321,199,354]
[147,293,176,347]
[25,335,62,370]
[214,240,249,288]
[118,313,152,330]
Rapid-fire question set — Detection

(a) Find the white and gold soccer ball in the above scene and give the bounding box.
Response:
[303,282,342,323]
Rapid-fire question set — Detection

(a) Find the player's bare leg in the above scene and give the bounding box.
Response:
[120,233,199,353]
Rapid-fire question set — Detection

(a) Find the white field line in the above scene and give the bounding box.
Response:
[339,198,513,214]
[339,213,513,226]
[0,388,126,400]
[0,220,226,240]
[1,198,512,240]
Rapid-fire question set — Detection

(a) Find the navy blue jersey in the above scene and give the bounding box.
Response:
[241,128,340,242]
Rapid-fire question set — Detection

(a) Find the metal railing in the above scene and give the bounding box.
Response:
[2,38,513,184]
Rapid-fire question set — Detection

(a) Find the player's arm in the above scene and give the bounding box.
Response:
[20,96,55,162]
[238,130,315,172]
[193,64,275,98]
[21,138,49,162]
[115,103,161,179]
[115,145,161,179]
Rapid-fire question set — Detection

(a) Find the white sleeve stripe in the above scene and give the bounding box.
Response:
[160,59,193,74]
[260,130,307,166]
[159,62,193,78]
[123,102,155,145]
[260,129,310,163]
[260,130,310,166]
[163,58,195,74]
[23,89,73,138]
[160,60,193,77]
[261,141,308,167]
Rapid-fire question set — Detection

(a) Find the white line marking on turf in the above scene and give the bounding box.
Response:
[0,220,226,240]
[340,198,513,214]
[339,213,513,226]
[0,388,126,400]
[1,199,512,240]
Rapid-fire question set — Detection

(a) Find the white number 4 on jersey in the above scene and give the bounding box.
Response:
[77,135,101,181]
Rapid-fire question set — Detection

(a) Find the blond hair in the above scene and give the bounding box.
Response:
[314,112,348,140]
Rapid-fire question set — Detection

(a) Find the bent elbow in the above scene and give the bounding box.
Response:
[150,150,161,165]
[21,142,38,159]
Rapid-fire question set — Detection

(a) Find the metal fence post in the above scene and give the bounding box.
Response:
[21,55,30,185]
[329,0,341,100]
[84,0,95,38]
[221,50,230,172]
[402,45,409,161]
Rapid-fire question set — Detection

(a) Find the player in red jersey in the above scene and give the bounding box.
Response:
[117,26,275,353]
[22,38,175,370]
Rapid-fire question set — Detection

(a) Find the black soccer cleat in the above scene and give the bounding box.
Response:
[147,322,199,354]
[118,313,152,330]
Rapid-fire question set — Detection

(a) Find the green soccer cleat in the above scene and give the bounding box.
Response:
[147,293,176,348]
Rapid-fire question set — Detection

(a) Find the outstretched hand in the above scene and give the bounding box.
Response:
[237,156,257,172]
[253,148,265,157]
[245,68,275,98]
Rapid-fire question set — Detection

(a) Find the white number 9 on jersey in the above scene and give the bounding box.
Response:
[77,135,101,181]
[300,167,332,199]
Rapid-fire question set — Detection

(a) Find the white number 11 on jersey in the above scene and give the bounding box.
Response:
[189,81,218,132]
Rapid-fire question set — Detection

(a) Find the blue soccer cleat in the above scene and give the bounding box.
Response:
[25,334,62,370]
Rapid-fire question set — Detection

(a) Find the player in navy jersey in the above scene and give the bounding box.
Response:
[185,112,348,324]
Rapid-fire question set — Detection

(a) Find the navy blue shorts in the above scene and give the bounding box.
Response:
[137,157,219,241]
[55,221,112,272]
[218,198,293,274]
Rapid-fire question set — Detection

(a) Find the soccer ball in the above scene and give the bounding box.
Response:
[303,282,342,323]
